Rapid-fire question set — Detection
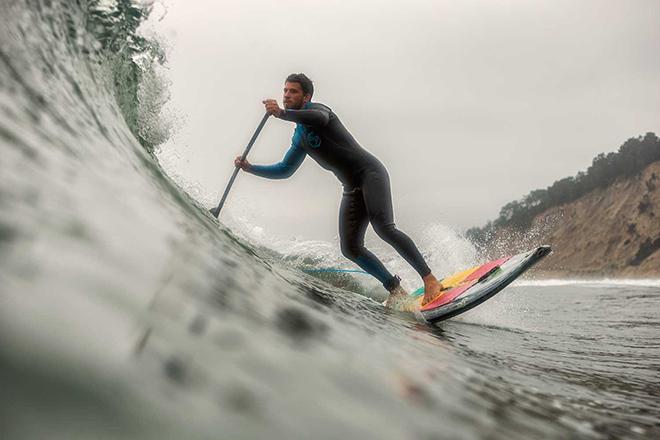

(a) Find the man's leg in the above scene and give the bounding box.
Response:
[360,165,445,305]
[338,187,400,291]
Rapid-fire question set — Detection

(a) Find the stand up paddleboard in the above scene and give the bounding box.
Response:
[411,246,551,324]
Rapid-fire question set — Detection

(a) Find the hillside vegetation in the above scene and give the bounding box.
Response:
[468,132,659,241]
[467,133,660,277]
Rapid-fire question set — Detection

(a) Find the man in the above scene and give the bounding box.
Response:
[235,73,444,308]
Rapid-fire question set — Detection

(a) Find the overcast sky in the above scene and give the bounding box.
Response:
[154,0,660,242]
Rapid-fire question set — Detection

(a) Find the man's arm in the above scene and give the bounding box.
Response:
[247,142,306,179]
[279,105,330,127]
[263,100,331,127]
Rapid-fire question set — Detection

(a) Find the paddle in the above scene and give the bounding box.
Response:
[210,113,270,218]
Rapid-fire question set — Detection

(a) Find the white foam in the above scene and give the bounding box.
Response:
[513,278,660,288]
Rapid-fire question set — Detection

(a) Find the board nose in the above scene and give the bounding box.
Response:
[535,246,552,257]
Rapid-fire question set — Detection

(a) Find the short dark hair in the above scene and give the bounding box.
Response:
[285,73,314,98]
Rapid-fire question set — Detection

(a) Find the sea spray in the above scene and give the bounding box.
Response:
[87,0,173,151]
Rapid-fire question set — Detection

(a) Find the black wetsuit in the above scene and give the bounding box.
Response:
[248,102,431,290]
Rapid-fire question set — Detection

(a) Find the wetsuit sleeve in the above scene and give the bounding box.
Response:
[280,106,330,127]
[248,142,306,179]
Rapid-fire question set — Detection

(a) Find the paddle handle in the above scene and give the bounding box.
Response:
[211,113,270,218]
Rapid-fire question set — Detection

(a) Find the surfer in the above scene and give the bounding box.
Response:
[234,73,444,307]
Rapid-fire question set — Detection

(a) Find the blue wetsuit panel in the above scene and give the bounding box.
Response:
[248,127,306,179]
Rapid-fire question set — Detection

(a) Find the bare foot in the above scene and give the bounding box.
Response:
[421,274,445,306]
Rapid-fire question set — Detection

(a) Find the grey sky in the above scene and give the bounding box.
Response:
[155,0,660,242]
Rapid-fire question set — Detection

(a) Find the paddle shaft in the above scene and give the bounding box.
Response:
[212,113,270,218]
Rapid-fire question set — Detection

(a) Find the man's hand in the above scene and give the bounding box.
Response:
[234,156,251,171]
[262,99,284,117]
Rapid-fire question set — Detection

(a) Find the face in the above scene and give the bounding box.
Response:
[283,81,311,110]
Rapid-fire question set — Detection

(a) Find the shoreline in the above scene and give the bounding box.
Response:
[520,271,660,285]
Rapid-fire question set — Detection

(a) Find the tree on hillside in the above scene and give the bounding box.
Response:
[467,132,660,243]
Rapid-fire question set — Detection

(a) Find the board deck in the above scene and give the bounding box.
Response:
[411,246,551,323]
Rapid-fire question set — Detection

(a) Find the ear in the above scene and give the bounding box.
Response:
[303,94,312,104]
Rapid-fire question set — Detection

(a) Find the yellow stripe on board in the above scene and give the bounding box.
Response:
[440,265,480,288]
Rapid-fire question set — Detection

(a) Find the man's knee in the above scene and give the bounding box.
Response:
[372,221,397,241]
[340,241,361,260]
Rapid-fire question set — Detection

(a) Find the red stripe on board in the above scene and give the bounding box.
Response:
[421,279,478,311]
[464,256,511,282]
[421,256,512,311]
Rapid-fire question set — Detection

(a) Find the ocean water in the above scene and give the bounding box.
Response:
[1,2,659,439]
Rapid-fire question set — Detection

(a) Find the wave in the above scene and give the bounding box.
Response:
[3,3,658,439]
[1,0,171,154]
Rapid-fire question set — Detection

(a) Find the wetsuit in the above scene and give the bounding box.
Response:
[248,102,431,290]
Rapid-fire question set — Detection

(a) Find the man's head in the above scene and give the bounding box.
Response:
[283,73,313,110]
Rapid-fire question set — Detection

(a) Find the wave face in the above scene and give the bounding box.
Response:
[1,2,659,439]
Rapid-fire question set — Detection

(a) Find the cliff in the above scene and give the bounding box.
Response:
[481,161,660,278]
